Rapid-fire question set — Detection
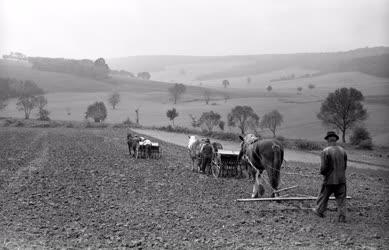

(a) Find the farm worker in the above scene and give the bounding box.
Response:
[200,138,214,174]
[312,131,348,222]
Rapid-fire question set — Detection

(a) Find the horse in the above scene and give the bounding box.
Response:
[127,134,141,157]
[238,134,284,198]
[188,135,204,171]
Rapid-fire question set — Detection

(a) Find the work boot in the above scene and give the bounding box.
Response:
[311,208,325,218]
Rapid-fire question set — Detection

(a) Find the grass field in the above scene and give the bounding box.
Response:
[0,127,387,249]
[1,59,389,145]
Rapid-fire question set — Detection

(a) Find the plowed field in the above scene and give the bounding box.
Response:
[0,127,387,249]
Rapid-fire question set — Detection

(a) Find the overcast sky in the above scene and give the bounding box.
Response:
[1,0,388,59]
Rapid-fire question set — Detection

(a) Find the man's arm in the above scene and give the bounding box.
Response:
[320,150,332,175]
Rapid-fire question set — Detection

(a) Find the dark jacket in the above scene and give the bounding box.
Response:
[201,143,214,158]
[320,146,347,184]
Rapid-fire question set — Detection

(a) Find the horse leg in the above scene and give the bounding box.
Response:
[251,170,264,198]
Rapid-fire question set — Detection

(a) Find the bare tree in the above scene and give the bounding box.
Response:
[222,80,230,88]
[317,87,367,143]
[266,85,272,92]
[260,110,284,137]
[135,108,140,125]
[168,83,186,104]
[199,111,221,132]
[297,86,303,94]
[227,105,259,134]
[108,92,120,109]
[166,108,179,126]
[203,90,211,105]
[16,96,38,119]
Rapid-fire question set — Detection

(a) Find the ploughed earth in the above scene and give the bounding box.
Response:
[0,127,388,249]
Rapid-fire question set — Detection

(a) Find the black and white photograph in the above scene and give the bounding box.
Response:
[0,0,388,249]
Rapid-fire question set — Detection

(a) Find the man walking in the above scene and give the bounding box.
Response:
[312,131,348,222]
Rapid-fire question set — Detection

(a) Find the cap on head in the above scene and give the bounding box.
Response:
[324,131,339,141]
[205,138,210,143]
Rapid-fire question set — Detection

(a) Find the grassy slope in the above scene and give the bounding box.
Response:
[1,57,388,146]
[0,127,387,249]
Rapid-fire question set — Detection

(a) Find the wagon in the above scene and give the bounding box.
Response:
[136,142,162,159]
[211,150,242,178]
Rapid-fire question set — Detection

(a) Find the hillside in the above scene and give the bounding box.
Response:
[108,47,389,81]
[0,59,232,98]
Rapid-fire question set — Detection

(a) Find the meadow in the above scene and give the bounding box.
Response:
[1,59,388,145]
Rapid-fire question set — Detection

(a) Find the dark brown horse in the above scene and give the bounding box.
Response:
[238,134,284,198]
[127,133,141,157]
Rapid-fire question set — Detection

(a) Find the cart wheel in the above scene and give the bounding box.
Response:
[211,161,221,178]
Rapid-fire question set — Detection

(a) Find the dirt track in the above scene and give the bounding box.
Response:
[133,128,389,171]
[0,127,388,249]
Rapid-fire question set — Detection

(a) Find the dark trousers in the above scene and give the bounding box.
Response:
[200,156,212,173]
[316,183,347,220]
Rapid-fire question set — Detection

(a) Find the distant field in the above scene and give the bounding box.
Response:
[1,59,388,145]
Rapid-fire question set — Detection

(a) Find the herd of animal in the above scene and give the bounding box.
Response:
[127,132,284,198]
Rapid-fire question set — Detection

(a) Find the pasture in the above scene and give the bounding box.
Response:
[1,59,389,145]
[0,127,388,249]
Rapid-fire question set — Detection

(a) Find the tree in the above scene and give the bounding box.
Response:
[135,108,140,125]
[222,80,230,88]
[297,86,303,94]
[227,106,259,134]
[35,95,50,121]
[266,85,272,92]
[85,101,107,122]
[219,120,225,131]
[166,108,179,126]
[308,83,315,90]
[0,97,7,111]
[94,58,110,78]
[16,96,38,119]
[260,110,284,137]
[137,72,151,80]
[189,114,200,128]
[317,87,367,143]
[203,90,211,105]
[168,83,186,104]
[108,92,120,109]
[199,111,222,132]
[247,77,251,85]
[35,95,47,110]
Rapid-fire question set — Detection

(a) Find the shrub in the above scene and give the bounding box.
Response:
[294,139,323,151]
[350,126,371,145]
[356,139,373,150]
[37,108,50,121]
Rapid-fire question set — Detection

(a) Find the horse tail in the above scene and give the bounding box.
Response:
[269,144,283,190]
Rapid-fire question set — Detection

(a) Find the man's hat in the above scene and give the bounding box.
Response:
[205,138,210,143]
[324,131,339,141]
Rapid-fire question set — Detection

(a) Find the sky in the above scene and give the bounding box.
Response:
[0,0,388,59]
